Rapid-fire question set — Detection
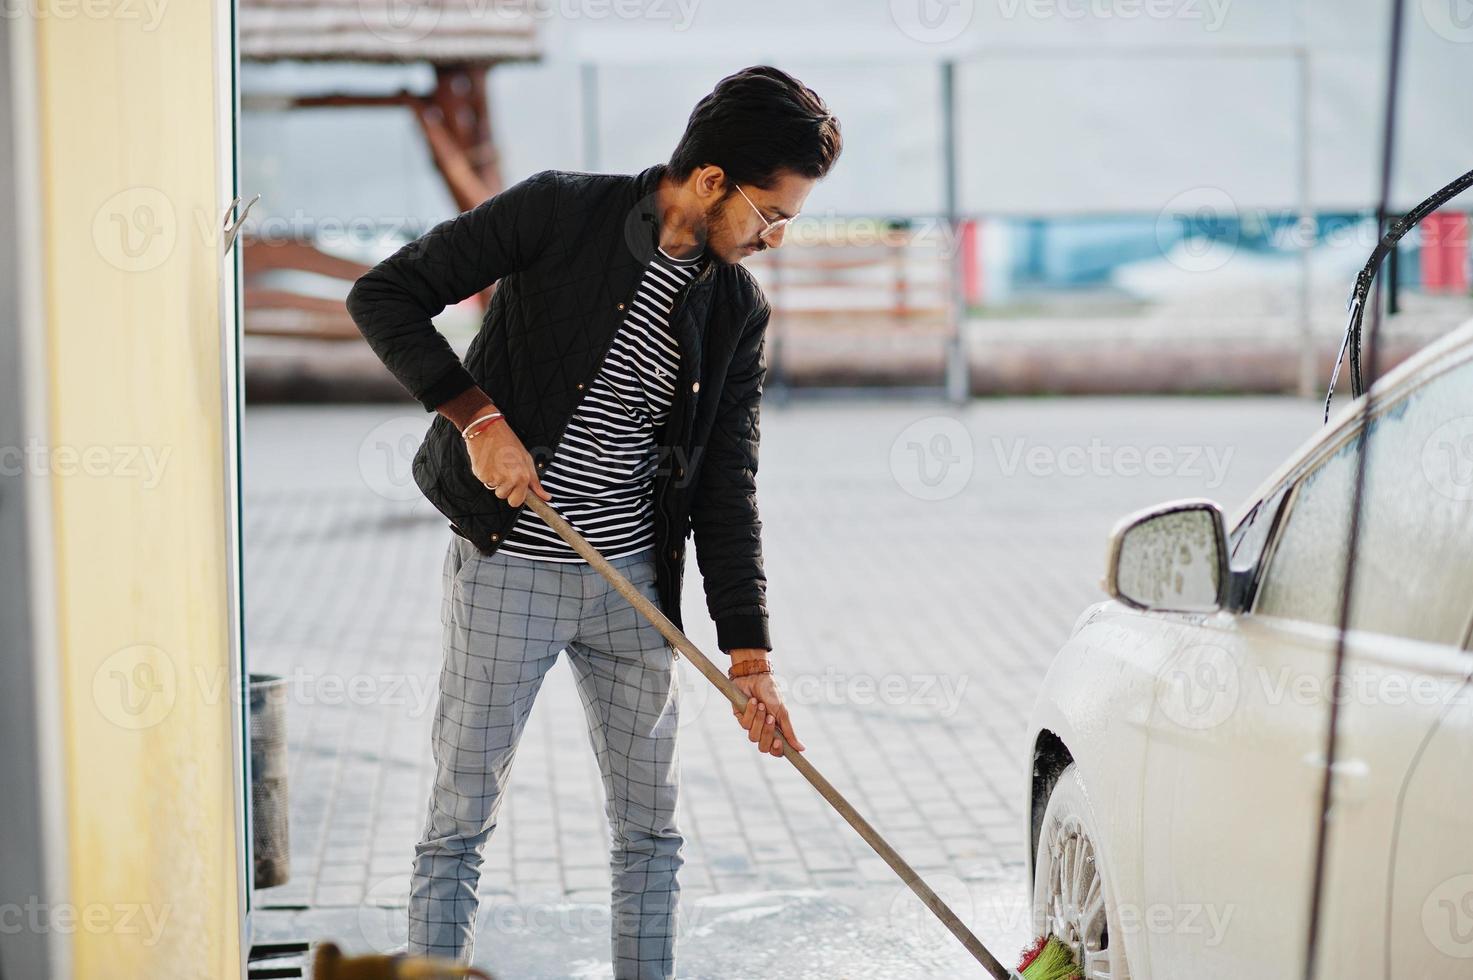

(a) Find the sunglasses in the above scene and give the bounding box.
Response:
[733,183,798,246]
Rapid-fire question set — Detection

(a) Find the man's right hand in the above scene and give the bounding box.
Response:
[466,422,552,508]
[435,388,552,508]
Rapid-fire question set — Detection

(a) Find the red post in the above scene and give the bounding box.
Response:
[960,218,982,308]
[1420,212,1468,293]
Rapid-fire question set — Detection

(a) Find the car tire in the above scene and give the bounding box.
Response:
[1032,762,1133,980]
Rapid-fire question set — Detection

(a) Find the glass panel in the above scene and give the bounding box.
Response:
[1256,357,1473,645]
[1230,482,1291,572]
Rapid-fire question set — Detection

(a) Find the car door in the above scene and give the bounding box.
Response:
[1135,591,1345,978]
[1377,374,1473,976]
[1382,651,1473,977]
[1139,349,1473,979]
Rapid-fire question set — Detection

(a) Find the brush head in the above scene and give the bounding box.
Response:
[310,941,496,979]
[1017,935,1083,980]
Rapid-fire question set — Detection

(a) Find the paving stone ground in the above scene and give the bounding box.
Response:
[245,396,1318,977]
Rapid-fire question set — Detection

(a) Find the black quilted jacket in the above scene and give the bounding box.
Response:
[345,163,773,652]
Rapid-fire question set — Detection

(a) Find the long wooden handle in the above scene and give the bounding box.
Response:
[523,497,1015,979]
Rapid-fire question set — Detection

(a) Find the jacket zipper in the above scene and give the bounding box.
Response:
[652,269,711,539]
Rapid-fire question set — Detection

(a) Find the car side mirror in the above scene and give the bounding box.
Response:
[1104,499,1229,614]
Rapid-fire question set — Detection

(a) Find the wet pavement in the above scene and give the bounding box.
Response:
[243,396,1320,977]
[258,877,1030,978]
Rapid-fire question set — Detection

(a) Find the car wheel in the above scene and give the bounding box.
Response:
[1032,762,1132,980]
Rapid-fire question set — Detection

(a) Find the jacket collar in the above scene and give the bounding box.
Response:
[632,162,717,287]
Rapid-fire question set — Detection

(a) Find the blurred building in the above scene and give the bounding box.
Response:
[239,1,1473,397]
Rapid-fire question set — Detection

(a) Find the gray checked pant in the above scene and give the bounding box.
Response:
[409,532,685,979]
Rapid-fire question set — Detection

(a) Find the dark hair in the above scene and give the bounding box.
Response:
[667,65,842,189]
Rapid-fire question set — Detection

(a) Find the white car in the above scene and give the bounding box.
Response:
[1025,317,1473,979]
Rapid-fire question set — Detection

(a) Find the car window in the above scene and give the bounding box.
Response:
[1254,356,1473,647]
[1230,483,1291,570]
[1227,483,1291,608]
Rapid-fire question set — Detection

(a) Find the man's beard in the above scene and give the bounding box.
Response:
[700,194,762,266]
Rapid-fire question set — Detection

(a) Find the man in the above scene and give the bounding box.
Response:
[345,65,842,978]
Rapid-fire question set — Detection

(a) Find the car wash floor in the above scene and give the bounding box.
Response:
[245,395,1317,977]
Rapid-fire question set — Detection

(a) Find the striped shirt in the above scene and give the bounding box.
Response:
[498,245,706,562]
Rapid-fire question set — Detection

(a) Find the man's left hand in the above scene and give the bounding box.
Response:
[728,649,804,758]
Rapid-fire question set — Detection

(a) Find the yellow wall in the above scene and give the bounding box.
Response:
[35,1,243,977]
